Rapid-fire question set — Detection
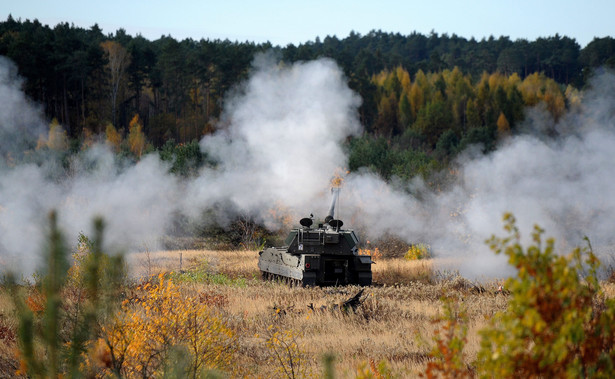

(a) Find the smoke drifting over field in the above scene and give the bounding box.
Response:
[343,74,615,278]
[185,54,362,223]
[1,52,614,278]
[0,54,362,274]
[341,75,615,278]
[0,57,46,161]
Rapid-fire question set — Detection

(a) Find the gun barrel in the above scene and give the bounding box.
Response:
[327,188,340,219]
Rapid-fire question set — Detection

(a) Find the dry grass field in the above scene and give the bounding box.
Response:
[2,248,614,377]
[124,249,508,377]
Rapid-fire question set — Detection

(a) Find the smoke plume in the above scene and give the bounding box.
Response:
[342,72,615,279]
[1,52,614,279]
[186,54,362,224]
[0,57,46,162]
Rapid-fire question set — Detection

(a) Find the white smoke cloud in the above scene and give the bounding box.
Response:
[340,72,615,279]
[433,77,615,278]
[186,54,362,225]
[0,145,182,274]
[0,56,46,162]
[61,149,181,251]
[0,54,363,274]
[1,51,615,280]
[0,55,183,273]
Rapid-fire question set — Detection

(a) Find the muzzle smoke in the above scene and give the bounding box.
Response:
[1,53,614,279]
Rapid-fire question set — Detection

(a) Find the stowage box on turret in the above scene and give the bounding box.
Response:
[258,190,372,286]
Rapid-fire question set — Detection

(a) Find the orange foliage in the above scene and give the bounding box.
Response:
[266,202,295,231]
[359,241,382,261]
[423,299,472,379]
[105,123,122,152]
[99,274,237,377]
[127,114,146,158]
[25,290,45,314]
[496,112,510,137]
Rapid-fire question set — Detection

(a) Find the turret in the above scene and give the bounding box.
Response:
[258,186,372,286]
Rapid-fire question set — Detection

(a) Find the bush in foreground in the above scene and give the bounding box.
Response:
[477,213,615,378]
[98,274,237,377]
[6,212,615,377]
[9,212,123,377]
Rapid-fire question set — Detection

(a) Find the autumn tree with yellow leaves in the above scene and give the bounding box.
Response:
[36,118,68,151]
[127,114,146,158]
[98,275,237,377]
[496,112,510,138]
[9,213,236,378]
[477,214,615,377]
[104,123,122,152]
[370,67,563,142]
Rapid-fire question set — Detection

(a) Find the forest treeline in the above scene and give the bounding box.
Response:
[2,15,615,178]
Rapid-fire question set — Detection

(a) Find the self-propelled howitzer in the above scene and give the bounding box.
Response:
[258,190,372,286]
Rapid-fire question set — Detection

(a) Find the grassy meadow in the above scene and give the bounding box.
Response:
[131,250,514,377]
[2,246,614,378]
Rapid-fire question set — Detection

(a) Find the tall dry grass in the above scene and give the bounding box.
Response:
[176,277,509,377]
[127,249,260,279]
[124,250,510,377]
[3,248,612,377]
[0,290,18,375]
[372,258,434,285]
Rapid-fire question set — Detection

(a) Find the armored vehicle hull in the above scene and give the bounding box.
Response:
[258,191,372,286]
[258,246,372,286]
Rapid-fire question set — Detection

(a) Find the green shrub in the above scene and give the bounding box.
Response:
[404,243,431,261]
[168,260,248,287]
[9,212,124,378]
[477,213,615,378]
[159,139,207,177]
[423,297,472,379]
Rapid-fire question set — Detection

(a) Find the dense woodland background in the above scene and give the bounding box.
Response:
[2,15,615,180]
[3,16,615,378]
